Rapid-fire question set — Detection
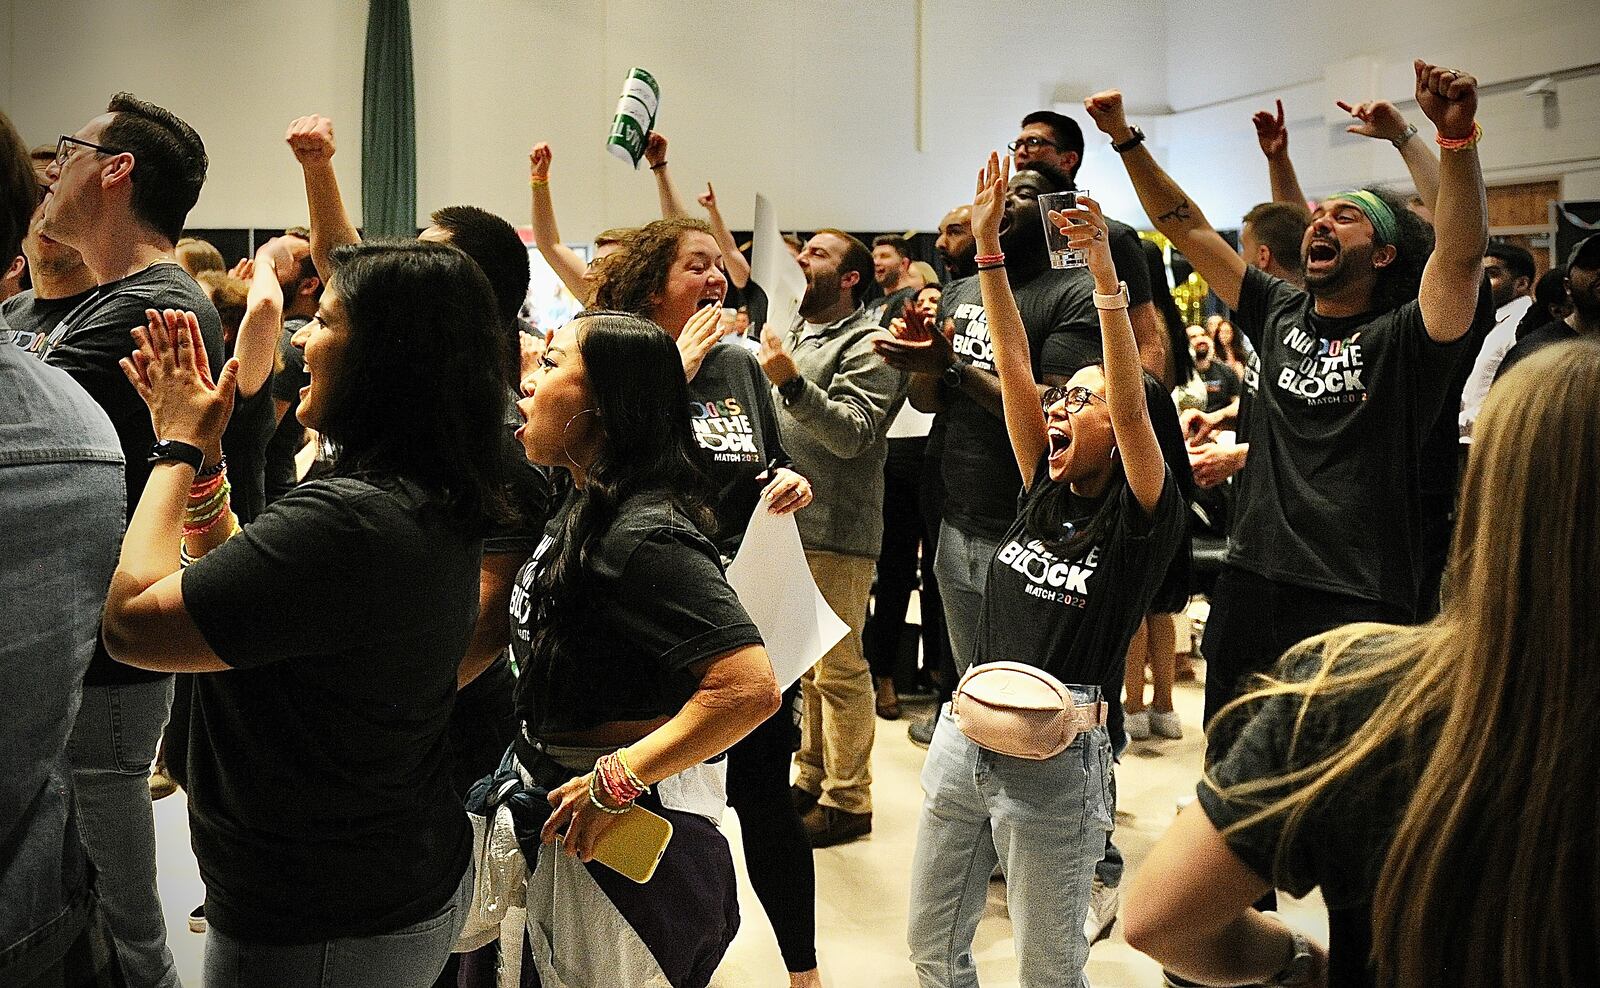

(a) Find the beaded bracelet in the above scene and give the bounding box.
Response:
[1435,122,1482,151]
[189,468,227,500]
[587,770,632,815]
[614,749,648,793]
[597,755,643,804]
[195,455,227,481]
[186,479,231,522]
[183,507,235,540]
[179,514,241,566]
[974,252,1005,266]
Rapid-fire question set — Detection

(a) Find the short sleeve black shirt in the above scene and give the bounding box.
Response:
[511,491,764,737]
[1225,267,1486,607]
[1495,320,1580,382]
[1199,361,1242,413]
[691,343,791,555]
[974,465,1185,688]
[180,477,480,943]
[1198,647,1426,988]
[864,285,918,329]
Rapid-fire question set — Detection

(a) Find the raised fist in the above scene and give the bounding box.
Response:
[1251,99,1289,158]
[1082,90,1129,138]
[644,131,668,168]
[529,142,552,181]
[285,115,336,165]
[1414,60,1478,141]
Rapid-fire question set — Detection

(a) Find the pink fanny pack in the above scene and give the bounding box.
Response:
[951,661,1108,760]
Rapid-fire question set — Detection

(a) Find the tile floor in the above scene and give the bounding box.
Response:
[150,665,1327,987]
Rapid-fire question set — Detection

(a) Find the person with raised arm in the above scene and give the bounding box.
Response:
[906,153,1183,988]
[101,240,513,987]
[1086,58,1493,900]
[527,141,634,305]
[695,179,752,290]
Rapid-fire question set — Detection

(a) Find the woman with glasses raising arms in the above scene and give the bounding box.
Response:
[906,154,1185,988]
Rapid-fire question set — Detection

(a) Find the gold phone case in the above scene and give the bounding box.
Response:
[590,803,674,883]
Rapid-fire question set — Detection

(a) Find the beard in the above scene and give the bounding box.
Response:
[1572,284,1600,323]
[998,207,1046,261]
[799,267,843,319]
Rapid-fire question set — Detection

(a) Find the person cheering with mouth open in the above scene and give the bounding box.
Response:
[1083,62,1494,789]
[906,153,1184,988]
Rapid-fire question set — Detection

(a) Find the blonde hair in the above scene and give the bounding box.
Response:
[909,260,938,289]
[175,236,225,277]
[1207,338,1600,987]
[195,270,248,341]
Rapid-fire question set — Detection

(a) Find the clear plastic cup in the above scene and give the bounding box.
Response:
[1038,189,1089,269]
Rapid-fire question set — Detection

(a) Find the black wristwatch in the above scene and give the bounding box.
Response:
[1112,126,1147,154]
[941,361,965,389]
[147,439,206,471]
[778,375,807,404]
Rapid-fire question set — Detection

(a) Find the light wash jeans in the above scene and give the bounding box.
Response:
[907,700,1114,988]
[203,859,474,988]
[68,677,182,988]
[933,521,1002,676]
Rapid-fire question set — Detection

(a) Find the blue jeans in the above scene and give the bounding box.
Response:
[68,677,181,988]
[933,521,1002,676]
[203,859,474,988]
[907,701,1114,988]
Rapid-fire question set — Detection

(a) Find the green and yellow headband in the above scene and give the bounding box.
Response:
[1331,189,1398,246]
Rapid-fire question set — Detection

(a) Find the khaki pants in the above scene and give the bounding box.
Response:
[793,550,876,814]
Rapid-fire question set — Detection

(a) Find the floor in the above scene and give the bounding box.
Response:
[150,656,1327,987]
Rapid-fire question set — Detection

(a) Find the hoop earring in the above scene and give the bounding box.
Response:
[562,407,599,471]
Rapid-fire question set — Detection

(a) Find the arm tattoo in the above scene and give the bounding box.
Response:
[1156,198,1193,223]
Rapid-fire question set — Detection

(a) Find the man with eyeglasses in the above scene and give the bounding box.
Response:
[1,146,98,338]
[1010,110,1083,177]
[11,93,220,988]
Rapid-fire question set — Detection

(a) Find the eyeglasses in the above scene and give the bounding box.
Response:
[1007,136,1061,153]
[55,134,126,169]
[1041,385,1104,413]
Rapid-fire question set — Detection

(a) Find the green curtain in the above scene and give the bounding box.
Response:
[361,0,416,237]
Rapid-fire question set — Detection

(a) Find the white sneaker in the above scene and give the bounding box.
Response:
[1125,710,1151,740]
[1149,709,1183,739]
[1083,878,1120,945]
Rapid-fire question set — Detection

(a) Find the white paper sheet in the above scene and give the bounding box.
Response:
[725,503,848,689]
[749,193,808,334]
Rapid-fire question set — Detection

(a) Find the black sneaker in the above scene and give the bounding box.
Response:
[908,710,937,748]
[188,904,206,934]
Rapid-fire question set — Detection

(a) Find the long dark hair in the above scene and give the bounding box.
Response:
[1365,185,1434,316]
[531,311,715,667]
[1021,369,1170,553]
[318,240,509,530]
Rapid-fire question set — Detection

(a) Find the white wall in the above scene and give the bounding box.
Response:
[6,0,1596,238]
[7,0,1165,236]
[1147,0,1600,227]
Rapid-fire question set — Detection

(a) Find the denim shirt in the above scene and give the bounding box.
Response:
[0,317,125,969]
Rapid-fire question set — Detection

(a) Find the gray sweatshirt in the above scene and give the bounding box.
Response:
[774,307,908,558]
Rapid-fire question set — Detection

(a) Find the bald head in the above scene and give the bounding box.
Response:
[937,205,976,279]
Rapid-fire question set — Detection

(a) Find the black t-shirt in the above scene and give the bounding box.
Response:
[7,263,224,686]
[974,464,1184,691]
[264,317,311,504]
[1199,645,1426,988]
[511,490,764,738]
[1495,320,1580,382]
[864,285,918,329]
[221,381,278,524]
[1226,267,1486,607]
[180,476,479,944]
[0,286,96,343]
[1199,360,1242,414]
[939,231,1152,540]
[691,343,791,555]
